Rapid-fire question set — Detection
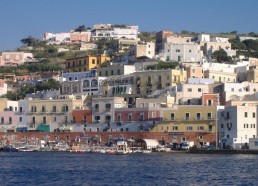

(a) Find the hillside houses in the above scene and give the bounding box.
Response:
[1,25,258,149]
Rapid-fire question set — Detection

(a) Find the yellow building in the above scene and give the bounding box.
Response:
[65,55,110,72]
[136,69,186,96]
[18,97,81,132]
[152,105,217,133]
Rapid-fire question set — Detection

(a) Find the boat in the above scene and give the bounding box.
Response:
[143,149,152,153]
[116,141,130,155]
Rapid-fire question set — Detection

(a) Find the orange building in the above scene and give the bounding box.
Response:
[72,110,92,124]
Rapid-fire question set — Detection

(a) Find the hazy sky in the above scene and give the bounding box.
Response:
[1,0,258,51]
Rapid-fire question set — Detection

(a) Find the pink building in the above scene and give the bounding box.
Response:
[1,52,34,66]
[115,108,161,122]
[0,111,18,132]
[185,65,204,79]
[70,32,91,43]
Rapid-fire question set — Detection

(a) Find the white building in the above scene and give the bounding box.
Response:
[161,43,203,62]
[91,24,138,41]
[198,34,210,42]
[218,106,257,149]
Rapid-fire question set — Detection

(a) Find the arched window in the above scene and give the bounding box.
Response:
[91,79,98,87]
[83,80,90,87]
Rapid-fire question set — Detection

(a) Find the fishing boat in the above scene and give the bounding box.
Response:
[116,141,130,155]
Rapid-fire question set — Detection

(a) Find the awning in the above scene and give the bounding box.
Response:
[136,139,159,149]
[37,125,50,132]
[16,127,28,132]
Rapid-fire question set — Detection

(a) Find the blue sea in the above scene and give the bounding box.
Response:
[0,152,258,186]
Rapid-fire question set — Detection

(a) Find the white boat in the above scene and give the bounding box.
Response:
[116,141,130,155]
[143,149,152,153]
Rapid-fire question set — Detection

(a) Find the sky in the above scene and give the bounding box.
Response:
[1,0,258,51]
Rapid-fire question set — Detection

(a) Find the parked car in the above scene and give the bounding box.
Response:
[181,143,190,150]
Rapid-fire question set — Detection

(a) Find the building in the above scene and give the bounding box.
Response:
[162,43,203,62]
[0,52,34,66]
[65,55,110,72]
[128,42,155,62]
[185,65,204,78]
[155,30,174,54]
[91,24,139,41]
[17,96,82,132]
[80,43,98,51]
[175,83,211,105]
[218,106,257,149]
[116,38,138,53]
[70,31,91,43]
[152,105,217,146]
[98,64,135,77]
[92,97,126,124]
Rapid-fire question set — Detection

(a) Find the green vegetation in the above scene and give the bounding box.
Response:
[1,79,61,101]
[211,49,232,63]
[229,37,258,58]
[139,32,156,42]
[74,25,87,32]
[20,36,46,46]
[145,61,179,70]
[0,61,63,75]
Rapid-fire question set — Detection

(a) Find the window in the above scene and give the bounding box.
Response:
[31,106,37,113]
[19,117,22,122]
[198,126,204,131]
[140,114,144,121]
[185,113,190,120]
[117,69,120,75]
[253,112,255,118]
[95,104,99,111]
[227,135,229,138]
[189,50,192,53]
[245,112,248,117]
[95,116,100,122]
[208,100,212,106]
[106,115,111,122]
[221,124,224,128]
[62,105,69,112]
[106,103,111,111]
[8,117,12,124]
[111,70,113,75]
[198,88,201,92]
[117,114,121,121]
[207,113,212,119]
[176,49,180,52]
[42,116,46,124]
[19,107,23,113]
[152,112,156,118]
[32,117,35,124]
[187,88,192,92]
[52,106,57,112]
[196,113,201,120]
[42,106,46,112]
[128,114,132,121]
[173,126,178,131]
[84,59,87,65]
[198,135,203,140]
[171,113,175,120]
[92,59,95,64]
[187,126,193,131]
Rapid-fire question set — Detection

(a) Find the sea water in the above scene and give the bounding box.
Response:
[0,152,258,185]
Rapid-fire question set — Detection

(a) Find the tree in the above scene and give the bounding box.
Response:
[20,36,38,46]
[211,49,232,63]
[74,25,87,32]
